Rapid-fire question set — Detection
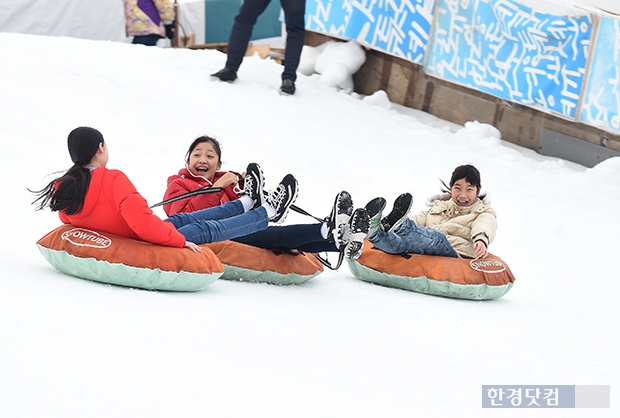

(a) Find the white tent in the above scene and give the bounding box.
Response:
[0,0,212,44]
[0,0,126,41]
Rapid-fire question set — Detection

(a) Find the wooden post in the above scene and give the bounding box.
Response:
[173,0,179,47]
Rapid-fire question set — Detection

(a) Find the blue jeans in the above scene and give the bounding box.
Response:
[369,218,458,257]
[234,223,338,253]
[165,200,268,244]
[226,0,306,81]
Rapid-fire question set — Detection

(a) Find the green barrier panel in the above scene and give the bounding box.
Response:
[205,0,282,44]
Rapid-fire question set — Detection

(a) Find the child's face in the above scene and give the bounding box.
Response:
[187,142,221,181]
[451,178,479,207]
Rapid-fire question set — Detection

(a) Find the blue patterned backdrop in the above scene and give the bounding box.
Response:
[580,17,620,131]
[424,0,592,118]
[305,0,436,64]
[304,0,620,131]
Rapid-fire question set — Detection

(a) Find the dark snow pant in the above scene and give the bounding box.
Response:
[132,35,161,46]
[234,222,338,253]
[225,0,306,82]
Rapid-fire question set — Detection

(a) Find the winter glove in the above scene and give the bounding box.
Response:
[165,22,175,40]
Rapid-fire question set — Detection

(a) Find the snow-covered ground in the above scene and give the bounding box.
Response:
[0,32,618,417]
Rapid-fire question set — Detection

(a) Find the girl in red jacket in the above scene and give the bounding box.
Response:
[163,136,243,217]
[31,127,297,252]
[162,136,371,261]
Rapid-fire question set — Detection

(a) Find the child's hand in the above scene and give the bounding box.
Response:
[213,172,240,188]
[184,241,202,252]
[473,241,488,259]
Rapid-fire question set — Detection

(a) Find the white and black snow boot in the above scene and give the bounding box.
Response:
[326,191,354,248]
[381,193,413,233]
[365,197,387,237]
[344,208,370,260]
[243,163,266,209]
[268,174,299,224]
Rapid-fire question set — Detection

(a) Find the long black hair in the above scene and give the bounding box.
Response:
[30,127,104,215]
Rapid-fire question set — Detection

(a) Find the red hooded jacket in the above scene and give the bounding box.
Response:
[59,167,185,248]
[163,168,240,216]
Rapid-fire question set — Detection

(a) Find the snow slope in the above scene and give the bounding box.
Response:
[0,33,618,417]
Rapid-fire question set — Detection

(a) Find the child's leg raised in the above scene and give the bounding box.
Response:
[175,205,269,244]
[369,218,457,257]
[165,199,245,229]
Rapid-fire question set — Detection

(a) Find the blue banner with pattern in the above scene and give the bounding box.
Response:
[580,16,620,131]
[305,0,436,64]
[424,0,592,118]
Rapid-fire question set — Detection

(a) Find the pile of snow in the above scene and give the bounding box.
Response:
[361,89,392,109]
[460,121,503,139]
[298,40,366,92]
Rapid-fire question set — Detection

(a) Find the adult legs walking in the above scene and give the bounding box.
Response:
[223,0,306,83]
[225,0,272,72]
[281,0,306,82]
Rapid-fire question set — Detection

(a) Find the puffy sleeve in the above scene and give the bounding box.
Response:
[154,0,174,22]
[183,190,231,212]
[163,171,241,216]
[113,172,186,248]
[470,207,497,247]
[210,170,241,205]
[163,178,228,216]
[163,177,194,216]
[412,208,430,227]
[223,183,241,202]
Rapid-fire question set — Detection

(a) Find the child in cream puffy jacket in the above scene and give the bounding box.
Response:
[366,164,497,260]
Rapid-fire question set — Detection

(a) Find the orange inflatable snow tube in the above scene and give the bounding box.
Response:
[348,241,515,300]
[36,224,224,291]
[201,241,324,285]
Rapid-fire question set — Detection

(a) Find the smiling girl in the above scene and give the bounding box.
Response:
[364,164,497,260]
[163,136,243,216]
[162,135,372,261]
[31,127,298,252]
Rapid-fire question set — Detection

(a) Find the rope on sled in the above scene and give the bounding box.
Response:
[314,251,345,270]
[152,186,345,268]
[151,187,325,223]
